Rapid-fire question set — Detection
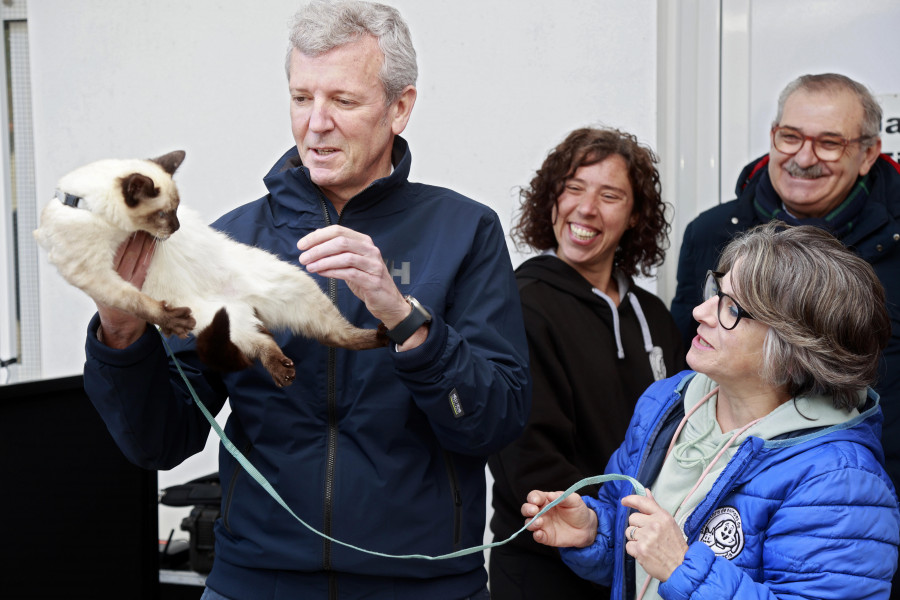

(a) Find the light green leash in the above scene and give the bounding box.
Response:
[159,330,645,560]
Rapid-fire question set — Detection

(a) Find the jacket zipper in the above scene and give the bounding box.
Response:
[323,288,338,570]
[319,194,338,571]
[443,450,463,547]
[623,388,685,600]
[310,178,366,588]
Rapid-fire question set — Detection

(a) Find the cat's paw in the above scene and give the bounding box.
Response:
[264,354,296,388]
[158,301,196,337]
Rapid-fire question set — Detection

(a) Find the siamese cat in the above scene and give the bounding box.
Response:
[34,150,386,387]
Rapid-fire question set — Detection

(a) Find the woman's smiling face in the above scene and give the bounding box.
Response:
[552,155,635,280]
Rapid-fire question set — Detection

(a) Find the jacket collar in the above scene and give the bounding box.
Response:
[263,136,413,227]
[734,154,769,198]
[733,153,900,253]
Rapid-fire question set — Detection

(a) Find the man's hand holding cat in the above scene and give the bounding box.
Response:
[95,231,194,346]
[298,225,427,351]
[96,232,155,349]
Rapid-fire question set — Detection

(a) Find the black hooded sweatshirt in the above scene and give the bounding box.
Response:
[489,254,685,560]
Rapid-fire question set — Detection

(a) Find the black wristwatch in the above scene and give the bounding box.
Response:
[385,296,432,345]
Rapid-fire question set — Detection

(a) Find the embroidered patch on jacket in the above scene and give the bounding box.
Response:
[699,506,744,560]
[448,388,465,418]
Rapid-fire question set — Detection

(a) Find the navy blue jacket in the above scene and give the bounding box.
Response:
[83,137,531,599]
[561,372,899,599]
[671,154,900,493]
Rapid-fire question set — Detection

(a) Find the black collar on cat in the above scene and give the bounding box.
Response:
[55,189,86,209]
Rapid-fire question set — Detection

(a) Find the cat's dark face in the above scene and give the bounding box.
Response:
[118,171,181,240]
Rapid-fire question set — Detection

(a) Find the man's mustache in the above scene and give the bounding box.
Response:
[783,160,825,179]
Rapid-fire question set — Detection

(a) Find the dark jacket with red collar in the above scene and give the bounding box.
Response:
[671,153,900,493]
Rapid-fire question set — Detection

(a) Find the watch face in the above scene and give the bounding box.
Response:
[407,296,432,320]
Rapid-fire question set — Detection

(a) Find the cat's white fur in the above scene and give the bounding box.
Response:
[33,150,385,387]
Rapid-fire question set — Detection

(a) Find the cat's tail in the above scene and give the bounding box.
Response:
[195,308,253,372]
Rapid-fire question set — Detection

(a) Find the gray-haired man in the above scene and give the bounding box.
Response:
[84,2,530,598]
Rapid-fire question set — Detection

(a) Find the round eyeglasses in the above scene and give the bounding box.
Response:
[703,270,754,330]
[771,125,872,162]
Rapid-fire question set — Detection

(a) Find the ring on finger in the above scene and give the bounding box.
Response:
[628,525,638,541]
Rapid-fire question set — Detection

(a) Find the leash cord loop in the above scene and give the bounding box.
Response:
[159,330,645,560]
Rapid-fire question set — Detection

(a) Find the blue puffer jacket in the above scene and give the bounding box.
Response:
[560,371,900,599]
[83,137,531,600]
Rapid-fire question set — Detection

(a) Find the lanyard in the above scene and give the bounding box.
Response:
[159,330,645,560]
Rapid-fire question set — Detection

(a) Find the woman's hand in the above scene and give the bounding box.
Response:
[521,490,598,548]
[622,489,688,581]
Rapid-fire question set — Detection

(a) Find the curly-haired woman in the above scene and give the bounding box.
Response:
[488,127,686,599]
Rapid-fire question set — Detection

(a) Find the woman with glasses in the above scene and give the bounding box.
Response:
[487,127,686,600]
[522,223,900,599]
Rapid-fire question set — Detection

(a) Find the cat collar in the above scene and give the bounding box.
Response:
[54,189,86,209]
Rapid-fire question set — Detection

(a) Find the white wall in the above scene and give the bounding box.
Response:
[657,0,900,304]
[19,0,659,544]
[730,0,900,191]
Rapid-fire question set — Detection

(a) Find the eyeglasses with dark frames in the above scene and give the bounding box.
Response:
[703,270,754,330]
[771,125,873,162]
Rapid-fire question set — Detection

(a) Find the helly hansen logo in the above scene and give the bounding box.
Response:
[449,388,465,418]
[386,260,410,285]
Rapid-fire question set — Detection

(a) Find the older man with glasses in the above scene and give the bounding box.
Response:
[671,71,900,596]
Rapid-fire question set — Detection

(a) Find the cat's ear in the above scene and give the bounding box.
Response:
[150,150,186,175]
[121,173,159,208]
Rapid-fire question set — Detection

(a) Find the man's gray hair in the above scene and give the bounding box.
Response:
[717,222,890,411]
[774,73,882,148]
[285,0,418,105]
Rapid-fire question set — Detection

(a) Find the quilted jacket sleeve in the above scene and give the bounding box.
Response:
[556,493,620,586]
[660,446,900,600]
